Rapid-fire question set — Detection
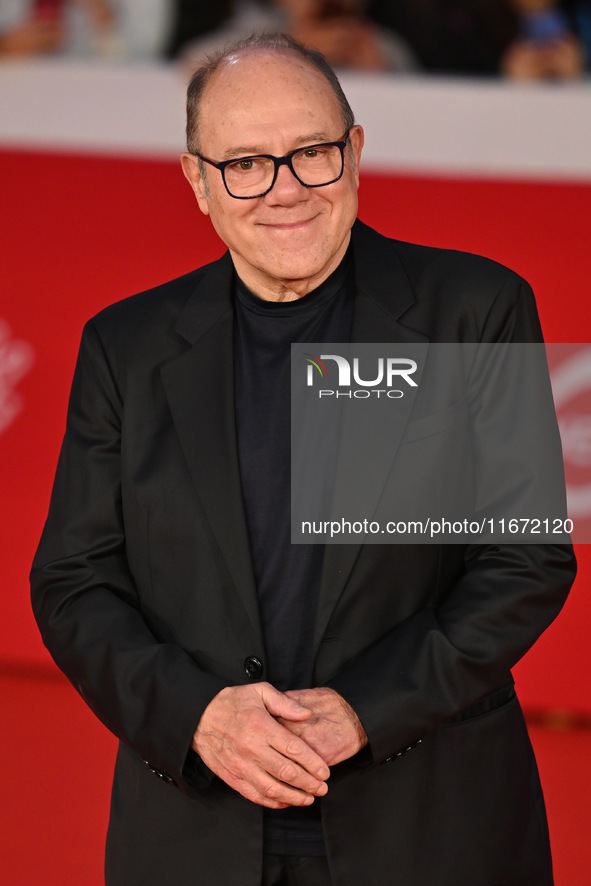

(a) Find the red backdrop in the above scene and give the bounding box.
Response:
[1,147,589,712]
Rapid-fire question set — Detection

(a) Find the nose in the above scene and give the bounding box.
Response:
[265,159,308,204]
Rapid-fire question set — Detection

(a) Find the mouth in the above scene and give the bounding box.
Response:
[258,216,318,231]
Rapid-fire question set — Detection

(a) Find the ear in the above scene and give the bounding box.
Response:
[180,152,210,216]
[348,125,364,186]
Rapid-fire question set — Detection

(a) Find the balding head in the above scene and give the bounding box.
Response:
[185,33,355,155]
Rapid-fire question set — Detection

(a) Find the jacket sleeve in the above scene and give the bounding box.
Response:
[327,543,575,765]
[30,319,227,796]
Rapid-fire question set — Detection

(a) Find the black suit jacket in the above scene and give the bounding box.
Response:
[31,220,576,886]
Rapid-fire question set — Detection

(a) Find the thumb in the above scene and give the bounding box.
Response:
[256,683,312,721]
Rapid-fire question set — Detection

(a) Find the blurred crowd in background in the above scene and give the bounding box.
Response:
[1,0,590,80]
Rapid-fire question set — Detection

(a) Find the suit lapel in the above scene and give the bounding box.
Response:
[160,254,263,646]
[314,222,429,652]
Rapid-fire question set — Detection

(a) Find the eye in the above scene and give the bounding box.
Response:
[233,158,255,172]
[226,157,260,174]
[301,148,328,160]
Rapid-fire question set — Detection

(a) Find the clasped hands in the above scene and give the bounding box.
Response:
[192,683,368,809]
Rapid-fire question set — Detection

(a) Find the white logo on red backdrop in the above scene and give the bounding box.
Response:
[549,344,591,534]
[0,319,35,435]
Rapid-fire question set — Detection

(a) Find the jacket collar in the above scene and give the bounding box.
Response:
[173,251,235,346]
[350,218,427,342]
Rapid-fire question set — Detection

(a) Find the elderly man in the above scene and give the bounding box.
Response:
[31,32,575,886]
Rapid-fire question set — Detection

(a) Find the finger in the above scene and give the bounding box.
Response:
[227,751,328,807]
[255,682,313,722]
[267,722,330,782]
[247,758,327,805]
[227,715,330,787]
[264,748,329,795]
[227,767,318,809]
[275,716,306,737]
[283,688,311,706]
[218,713,329,787]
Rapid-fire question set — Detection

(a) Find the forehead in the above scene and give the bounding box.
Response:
[198,50,343,150]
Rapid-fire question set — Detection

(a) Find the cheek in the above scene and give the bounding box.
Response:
[208,204,259,253]
[336,183,359,223]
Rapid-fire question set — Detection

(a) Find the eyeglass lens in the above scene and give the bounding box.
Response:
[223,144,344,197]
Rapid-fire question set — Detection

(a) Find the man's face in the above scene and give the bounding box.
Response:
[181,50,364,300]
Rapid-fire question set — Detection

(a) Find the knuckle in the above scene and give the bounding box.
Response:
[264,797,289,810]
[277,761,297,783]
[226,761,246,781]
[239,782,262,804]
[294,793,314,807]
[236,726,263,753]
[226,753,250,778]
[251,710,270,731]
[234,733,252,754]
[263,782,281,800]
[285,738,304,757]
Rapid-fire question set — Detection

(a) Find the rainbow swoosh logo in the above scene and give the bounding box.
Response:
[303,354,328,378]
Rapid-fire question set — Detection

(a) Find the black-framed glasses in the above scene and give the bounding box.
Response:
[194,131,350,199]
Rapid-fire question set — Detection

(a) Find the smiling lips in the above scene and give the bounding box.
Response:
[258,217,318,230]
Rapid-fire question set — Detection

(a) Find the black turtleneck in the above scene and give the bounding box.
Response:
[233,249,354,856]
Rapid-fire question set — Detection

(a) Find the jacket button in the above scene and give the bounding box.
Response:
[244,656,264,679]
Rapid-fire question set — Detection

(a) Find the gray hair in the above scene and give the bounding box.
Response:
[185,32,355,155]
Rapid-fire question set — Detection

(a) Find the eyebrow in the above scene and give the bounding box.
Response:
[221,132,335,160]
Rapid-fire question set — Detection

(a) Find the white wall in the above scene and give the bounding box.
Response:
[0,59,590,179]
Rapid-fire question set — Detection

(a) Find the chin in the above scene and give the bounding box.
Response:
[271,261,326,285]
[268,248,336,279]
